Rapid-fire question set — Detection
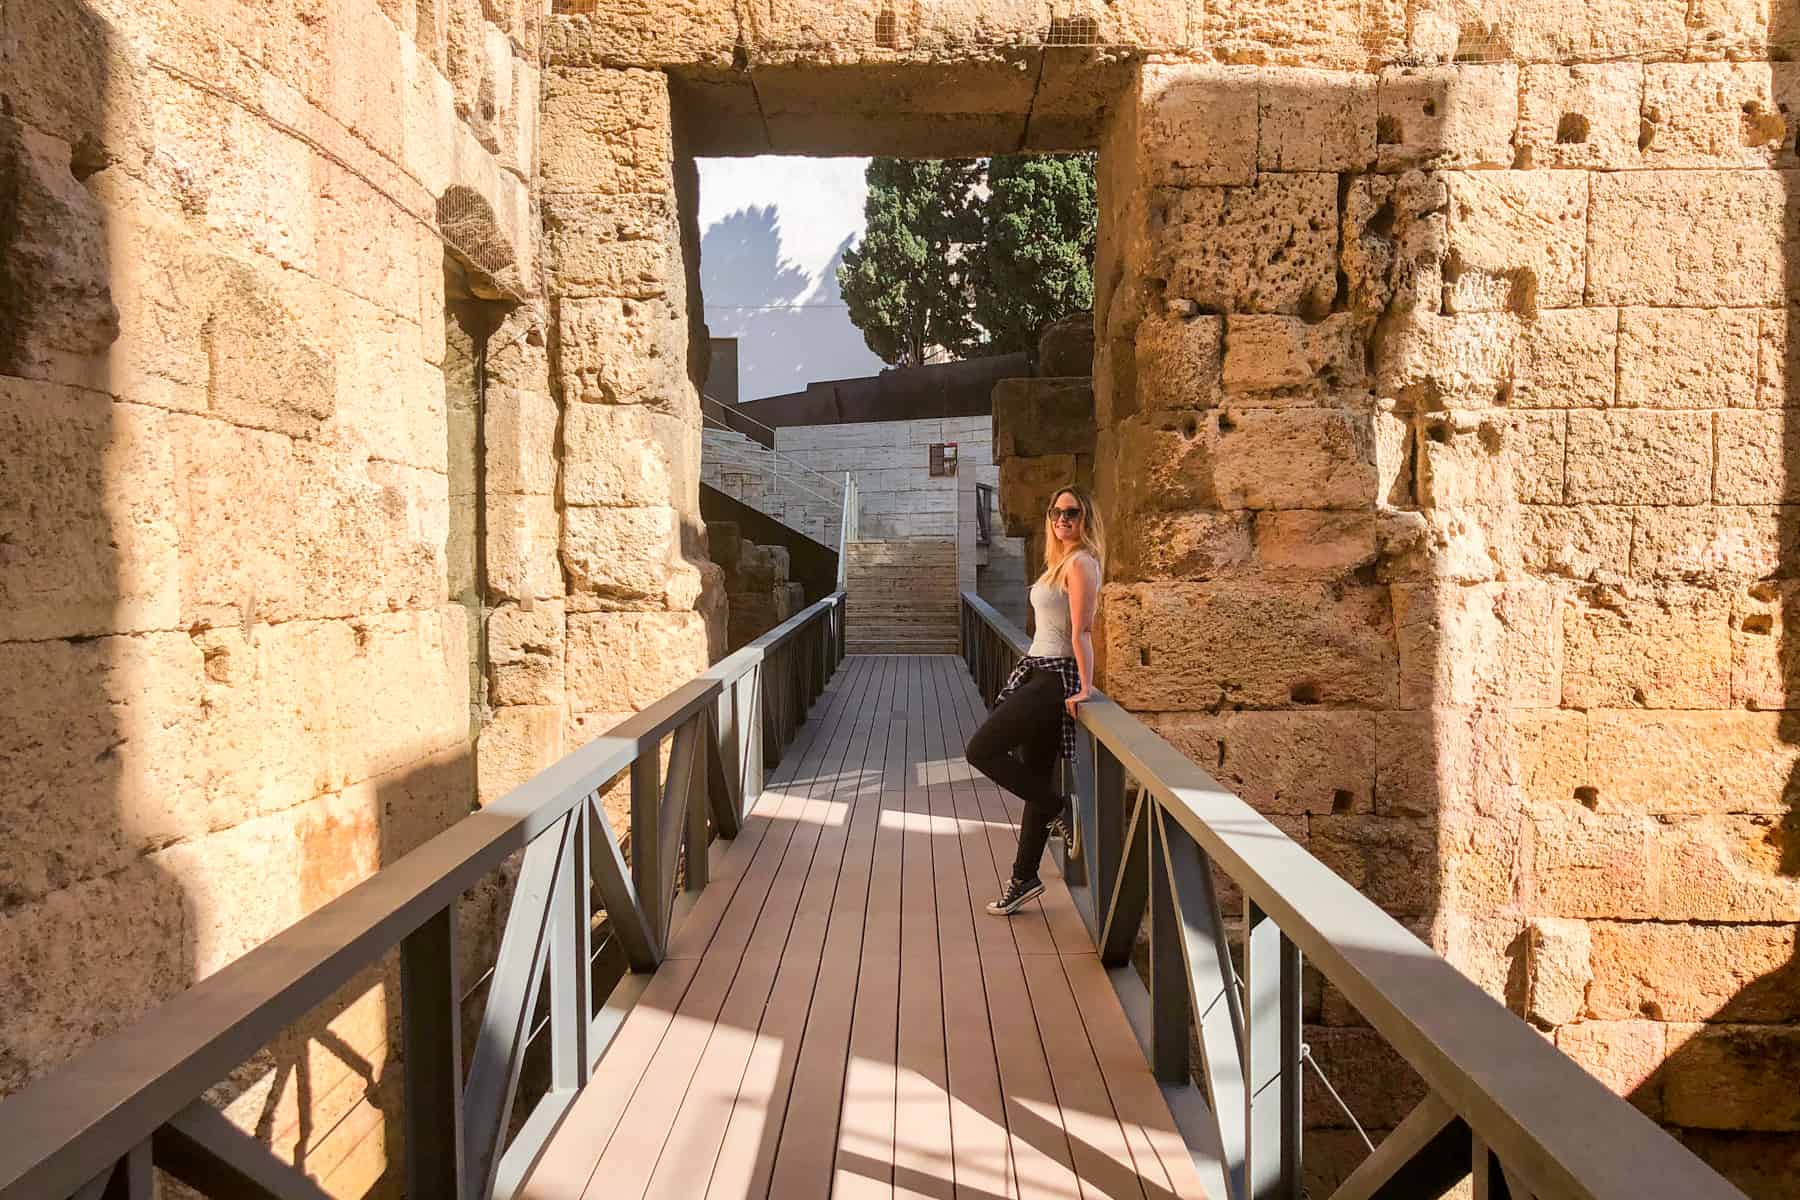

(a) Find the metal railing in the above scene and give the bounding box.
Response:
[0,595,847,1200]
[835,471,861,591]
[974,482,994,547]
[959,591,1746,1200]
[698,401,844,507]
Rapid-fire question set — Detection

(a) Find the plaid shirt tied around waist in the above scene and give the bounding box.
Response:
[993,655,1083,766]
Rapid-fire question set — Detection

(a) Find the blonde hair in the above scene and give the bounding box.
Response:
[1037,485,1106,591]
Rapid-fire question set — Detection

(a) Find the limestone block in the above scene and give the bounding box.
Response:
[488,600,566,706]
[1138,65,1259,187]
[1663,1026,1800,1131]
[486,492,562,601]
[1109,415,1218,516]
[1055,0,1197,50]
[1410,0,1688,62]
[1757,307,1800,408]
[0,861,188,1093]
[1106,510,1253,582]
[546,4,738,69]
[1101,580,1397,710]
[1308,815,1437,917]
[1588,170,1793,308]
[1554,1021,1665,1117]
[1133,312,1223,411]
[1211,408,1379,510]
[1376,65,1518,172]
[731,543,791,592]
[564,403,697,508]
[1254,511,1376,576]
[1714,411,1800,505]
[1617,308,1757,412]
[1342,171,1447,316]
[325,610,471,786]
[1525,917,1591,1028]
[1530,808,1658,918]
[1655,813,1800,921]
[1564,411,1711,506]
[556,295,691,409]
[1641,63,1788,169]
[539,67,671,196]
[1629,505,1792,581]
[1517,64,1644,170]
[1520,505,1631,580]
[1731,582,1800,708]
[1258,70,1375,172]
[563,504,678,601]
[543,193,679,301]
[1222,313,1369,401]
[1148,710,1375,814]
[1206,0,1405,68]
[745,0,1049,64]
[1393,582,1562,709]
[998,452,1086,537]
[992,378,1094,461]
[1156,173,1338,316]
[1562,586,1733,709]
[313,161,421,321]
[1588,922,1799,1022]
[0,382,178,641]
[567,611,710,711]
[1442,171,1586,315]
[1417,410,1562,509]
[478,704,564,806]
[0,119,119,378]
[1682,1130,1800,1200]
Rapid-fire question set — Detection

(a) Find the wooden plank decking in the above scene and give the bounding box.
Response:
[520,655,1209,1200]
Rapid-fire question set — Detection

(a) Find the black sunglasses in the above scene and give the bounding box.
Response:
[1048,506,1083,522]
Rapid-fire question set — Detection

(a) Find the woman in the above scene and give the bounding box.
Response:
[966,485,1105,916]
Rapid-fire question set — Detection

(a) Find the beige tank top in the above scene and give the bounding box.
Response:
[1026,553,1099,658]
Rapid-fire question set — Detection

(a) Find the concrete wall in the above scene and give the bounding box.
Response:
[775,415,996,541]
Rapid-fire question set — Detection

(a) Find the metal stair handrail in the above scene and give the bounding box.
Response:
[959,591,1747,1200]
[0,595,849,1200]
[699,409,845,507]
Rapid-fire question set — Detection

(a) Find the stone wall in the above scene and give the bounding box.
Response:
[1095,53,1800,1193]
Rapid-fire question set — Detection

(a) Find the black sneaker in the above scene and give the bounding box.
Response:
[986,876,1045,916]
[1046,814,1070,844]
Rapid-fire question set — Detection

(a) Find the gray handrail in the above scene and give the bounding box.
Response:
[959,590,1745,1200]
[0,592,848,1200]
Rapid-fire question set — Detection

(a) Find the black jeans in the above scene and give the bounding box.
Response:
[965,668,1065,884]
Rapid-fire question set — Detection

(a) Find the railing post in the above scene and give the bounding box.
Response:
[1093,743,1127,917]
[685,712,711,893]
[551,802,592,1090]
[1245,902,1303,1200]
[762,648,783,769]
[632,751,665,953]
[1148,807,1191,1086]
[745,667,765,806]
[401,907,466,1200]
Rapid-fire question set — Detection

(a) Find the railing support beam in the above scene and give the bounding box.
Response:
[401,906,466,1200]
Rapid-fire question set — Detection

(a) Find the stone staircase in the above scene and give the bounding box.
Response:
[844,539,961,655]
[701,423,841,547]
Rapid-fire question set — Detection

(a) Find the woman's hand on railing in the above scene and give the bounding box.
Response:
[1064,686,1092,718]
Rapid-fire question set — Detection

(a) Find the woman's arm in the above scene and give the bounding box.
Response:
[1065,554,1098,717]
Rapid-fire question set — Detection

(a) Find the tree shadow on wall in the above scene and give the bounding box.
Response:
[699,203,882,402]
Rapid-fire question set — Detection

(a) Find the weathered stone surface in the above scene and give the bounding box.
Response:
[1138,66,1259,187]
[1102,581,1397,710]
[1518,64,1643,170]
[1731,582,1800,709]
[1641,63,1788,169]
[1443,171,1586,314]
[1531,809,1657,918]
[1681,1129,1800,1200]
[1756,307,1800,408]
[567,611,709,711]
[1630,505,1794,581]
[1416,410,1563,510]
[1588,923,1799,1022]
[1107,510,1253,582]
[992,377,1096,459]
[1567,711,1800,817]
[1588,170,1794,307]
[546,2,738,68]
[564,403,696,508]
[0,381,177,641]
[1394,582,1562,709]
[1526,917,1592,1028]
[1037,313,1095,377]
[557,294,690,406]
[539,67,671,195]
[1259,69,1375,172]
[1223,313,1368,400]
[1653,814,1800,921]
[1377,309,1616,410]
[1555,1020,1666,1116]
[1134,311,1223,411]
[1149,710,1376,815]
[1254,510,1376,575]
[488,600,565,706]
[1376,64,1518,172]
[486,491,562,601]
[478,704,563,807]
[1212,408,1379,510]
[1617,309,1757,410]
[1564,411,1711,506]
[543,194,679,301]
[1562,586,1732,709]
[1342,170,1447,316]
[1309,815,1438,917]
[998,452,1085,538]
[563,503,678,601]
[1411,0,1688,62]
[1663,1026,1800,1131]
[1156,173,1338,316]
[1521,505,1631,580]
[1715,412,1800,505]
[484,384,559,495]
[1207,0,1404,67]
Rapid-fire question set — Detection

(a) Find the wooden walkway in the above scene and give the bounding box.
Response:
[520,655,1209,1200]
